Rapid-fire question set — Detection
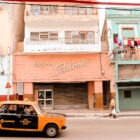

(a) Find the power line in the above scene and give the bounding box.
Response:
[2,0,140,6]
[1,1,140,11]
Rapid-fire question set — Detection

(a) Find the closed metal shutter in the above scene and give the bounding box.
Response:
[54,83,88,109]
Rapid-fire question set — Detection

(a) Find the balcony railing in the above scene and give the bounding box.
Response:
[23,38,100,53]
[110,46,140,60]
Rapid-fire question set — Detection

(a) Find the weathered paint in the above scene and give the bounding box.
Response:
[119,88,140,111]
[13,53,111,83]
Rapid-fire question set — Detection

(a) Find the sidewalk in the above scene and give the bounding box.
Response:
[48,109,140,118]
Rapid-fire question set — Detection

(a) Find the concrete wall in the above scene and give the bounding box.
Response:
[0,5,24,99]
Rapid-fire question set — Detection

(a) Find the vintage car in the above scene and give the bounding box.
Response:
[0,100,66,138]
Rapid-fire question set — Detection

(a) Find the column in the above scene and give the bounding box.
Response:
[115,63,120,112]
[24,82,33,101]
[34,90,38,103]
[94,81,103,111]
[88,81,94,110]
[13,82,17,100]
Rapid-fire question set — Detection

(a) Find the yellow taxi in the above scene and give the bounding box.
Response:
[0,100,66,138]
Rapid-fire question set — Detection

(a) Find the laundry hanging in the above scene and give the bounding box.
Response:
[114,37,140,47]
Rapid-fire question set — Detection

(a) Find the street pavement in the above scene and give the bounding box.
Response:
[1,117,140,140]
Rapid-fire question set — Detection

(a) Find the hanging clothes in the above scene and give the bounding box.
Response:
[114,38,118,44]
[137,41,140,45]
[124,40,128,46]
[128,40,132,46]
[112,51,116,55]
[134,41,138,47]
[131,40,134,47]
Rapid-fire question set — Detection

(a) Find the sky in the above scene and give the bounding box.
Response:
[99,0,140,3]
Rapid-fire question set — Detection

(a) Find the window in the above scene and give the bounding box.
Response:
[118,10,131,15]
[88,32,95,44]
[31,6,40,13]
[49,6,58,14]
[86,7,93,15]
[40,32,48,40]
[65,31,79,44]
[24,105,36,115]
[30,32,39,41]
[79,7,86,15]
[49,32,58,40]
[124,90,131,98]
[38,90,53,109]
[0,104,9,113]
[65,31,95,44]
[31,5,58,15]
[121,27,135,39]
[80,32,86,44]
[0,104,17,114]
[64,6,97,15]
[30,32,58,41]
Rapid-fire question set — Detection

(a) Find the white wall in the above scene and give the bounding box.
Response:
[0,55,13,95]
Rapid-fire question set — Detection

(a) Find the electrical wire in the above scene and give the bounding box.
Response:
[0,1,140,11]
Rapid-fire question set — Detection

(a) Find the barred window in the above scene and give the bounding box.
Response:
[65,31,95,44]
[30,32,58,41]
[30,32,39,41]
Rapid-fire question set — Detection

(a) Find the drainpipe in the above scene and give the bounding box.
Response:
[7,47,10,101]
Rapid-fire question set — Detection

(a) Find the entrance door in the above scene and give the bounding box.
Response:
[38,90,53,110]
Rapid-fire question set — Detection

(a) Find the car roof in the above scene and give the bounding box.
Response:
[0,100,37,105]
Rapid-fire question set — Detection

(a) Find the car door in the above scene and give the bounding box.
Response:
[0,104,19,129]
[18,105,38,129]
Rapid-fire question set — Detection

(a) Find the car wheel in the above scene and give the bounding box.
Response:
[44,124,58,138]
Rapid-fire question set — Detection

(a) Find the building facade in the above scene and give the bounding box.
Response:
[102,9,140,112]
[0,5,24,101]
[13,2,111,110]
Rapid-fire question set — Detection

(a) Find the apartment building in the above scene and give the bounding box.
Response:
[13,2,111,110]
[102,9,140,112]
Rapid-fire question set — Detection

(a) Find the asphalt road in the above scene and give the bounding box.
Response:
[0,117,140,140]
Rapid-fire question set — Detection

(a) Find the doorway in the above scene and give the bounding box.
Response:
[103,81,111,108]
[37,90,53,110]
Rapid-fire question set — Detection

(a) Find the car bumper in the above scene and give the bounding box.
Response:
[62,126,67,129]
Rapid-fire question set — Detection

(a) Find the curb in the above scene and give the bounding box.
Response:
[65,113,140,118]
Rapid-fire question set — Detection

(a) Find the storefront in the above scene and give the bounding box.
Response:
[13,53,111,110]
[115,63,140,112]
[118,82,140,111]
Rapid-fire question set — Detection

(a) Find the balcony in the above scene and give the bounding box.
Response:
[25,6,98,23]
[23,38,100,53]
[110,45,140,61]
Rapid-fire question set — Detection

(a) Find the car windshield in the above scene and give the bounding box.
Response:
[33,103,44,115]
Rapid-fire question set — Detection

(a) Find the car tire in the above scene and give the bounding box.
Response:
[44,124,58,138]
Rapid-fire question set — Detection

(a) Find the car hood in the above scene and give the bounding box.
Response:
[45,112,66,118]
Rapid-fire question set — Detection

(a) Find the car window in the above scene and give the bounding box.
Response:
[0,104,17,114]
[34,104,44,115]
[23,105,37,116]
[7,104,17,114]
[0,104,9,113]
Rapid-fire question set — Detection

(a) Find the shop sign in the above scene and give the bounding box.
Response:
[34,60,88,75]
[55,60,88,75]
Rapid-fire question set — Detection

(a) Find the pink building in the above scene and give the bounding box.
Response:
[13,2,112,110]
